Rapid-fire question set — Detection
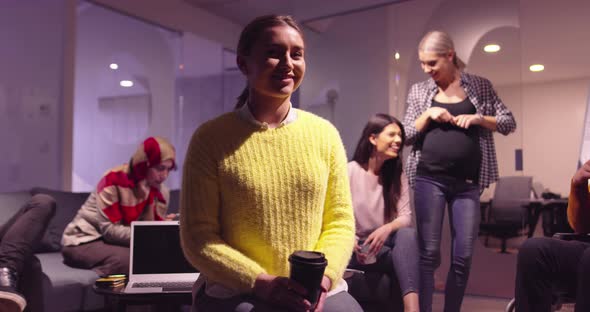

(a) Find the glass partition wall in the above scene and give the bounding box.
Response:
[72,2,241,191]
[73,3,181,190]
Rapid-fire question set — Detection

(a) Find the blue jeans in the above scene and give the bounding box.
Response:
[414,175,480,312]
[349,227,419,297]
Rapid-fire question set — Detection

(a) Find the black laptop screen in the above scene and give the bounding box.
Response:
[132,224,198,274]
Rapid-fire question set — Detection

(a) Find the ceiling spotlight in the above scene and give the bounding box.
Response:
[483,44,501,53]
[394,52,400,60]
[109,63,118,70]
[529,64,545,72]
[120,80,133,87]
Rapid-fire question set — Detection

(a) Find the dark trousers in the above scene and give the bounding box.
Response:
[0,194,56,273]
[515,237,590,312]
[62,240,129,276]
[0,194,55,312]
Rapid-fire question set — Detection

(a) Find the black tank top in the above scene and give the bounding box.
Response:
[417,97,481,182]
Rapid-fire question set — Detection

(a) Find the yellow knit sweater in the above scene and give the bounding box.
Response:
[180,109,355,293]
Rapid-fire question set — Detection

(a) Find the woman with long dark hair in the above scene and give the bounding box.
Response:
[348,113,419,312]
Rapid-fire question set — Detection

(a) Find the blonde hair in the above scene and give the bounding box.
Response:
[418,30,465,69]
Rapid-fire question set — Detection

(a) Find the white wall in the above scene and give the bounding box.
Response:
[493,85,524,178]
[0,1,66,192]
[485,60,590,198]
[301,8,391,157]
[519,78,588,195]
[386,0,442,118]
[174,33,238,191]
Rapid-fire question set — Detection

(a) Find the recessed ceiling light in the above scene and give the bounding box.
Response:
[394,52,400,60]
[109,63,118,70]
[483,44,501,53]
[529,64,545,72]
[120,80,133,87]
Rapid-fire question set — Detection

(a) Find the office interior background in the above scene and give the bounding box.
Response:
[1,0,589,304]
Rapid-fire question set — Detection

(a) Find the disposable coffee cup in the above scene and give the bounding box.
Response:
[288,250,328,308]
[358,240,377,264]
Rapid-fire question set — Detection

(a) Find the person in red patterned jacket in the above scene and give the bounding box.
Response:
[61,137,176,276]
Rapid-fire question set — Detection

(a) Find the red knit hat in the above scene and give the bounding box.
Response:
[129,137,176,181]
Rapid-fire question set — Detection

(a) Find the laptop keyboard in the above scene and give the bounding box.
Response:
[131,281,193,289]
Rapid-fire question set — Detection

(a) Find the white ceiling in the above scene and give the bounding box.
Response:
[469,0,590,86]
[184,0,407,26]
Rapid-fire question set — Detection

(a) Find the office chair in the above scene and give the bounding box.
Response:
[480,176,533,253]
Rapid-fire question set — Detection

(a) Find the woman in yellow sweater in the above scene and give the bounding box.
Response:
[180,15,362,312]
[514,159,590,311]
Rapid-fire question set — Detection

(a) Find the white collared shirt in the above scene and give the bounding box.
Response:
[236,101,298,129]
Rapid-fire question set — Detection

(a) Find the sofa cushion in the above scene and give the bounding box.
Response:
[31,187,90,253]
[0,191,32,226]
[36,252,103,311]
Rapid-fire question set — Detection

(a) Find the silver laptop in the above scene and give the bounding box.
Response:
[124,220,200,293]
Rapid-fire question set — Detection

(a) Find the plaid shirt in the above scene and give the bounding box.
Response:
[402,72,516,191]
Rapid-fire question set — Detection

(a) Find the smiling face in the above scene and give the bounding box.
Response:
[237,25,305,100]
[419,50,455,83]
[370,123,403,160]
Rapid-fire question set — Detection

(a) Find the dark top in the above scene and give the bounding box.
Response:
[417,97,481,182]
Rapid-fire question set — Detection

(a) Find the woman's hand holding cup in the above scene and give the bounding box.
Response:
[254,273,311,311]
[353,239,367,264]
[356,240,377,265]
